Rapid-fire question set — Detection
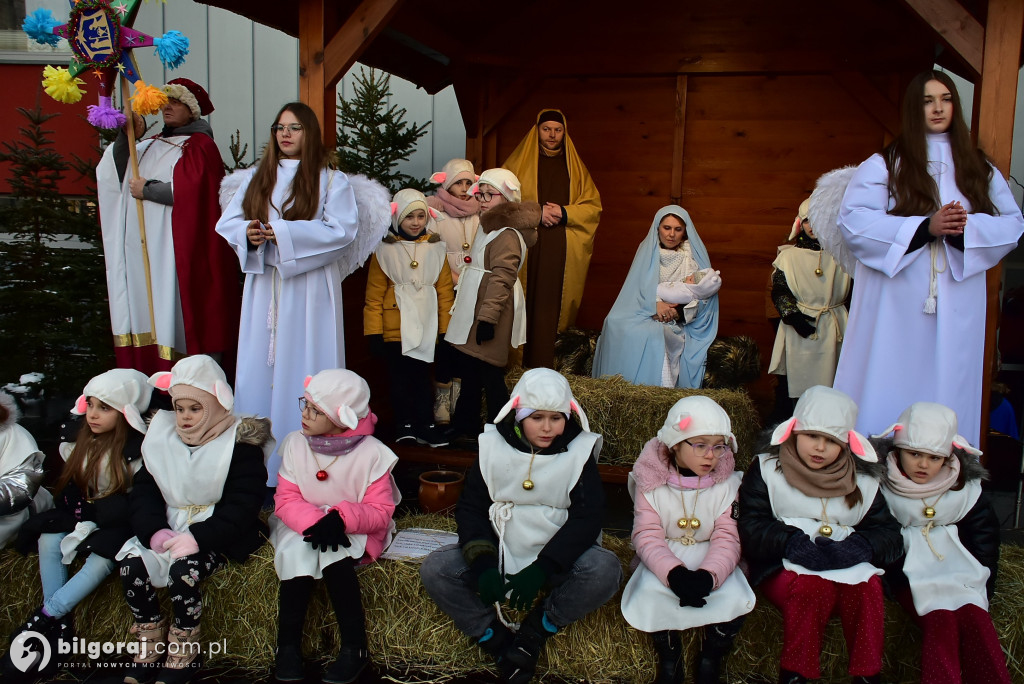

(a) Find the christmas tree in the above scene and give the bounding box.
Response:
[336,67,431,193]
[0,102,112,395]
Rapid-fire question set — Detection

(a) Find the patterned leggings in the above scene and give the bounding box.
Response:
[119,551,224,629]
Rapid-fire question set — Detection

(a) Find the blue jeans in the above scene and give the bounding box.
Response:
[419,543,622,639]
[38,531,115,618]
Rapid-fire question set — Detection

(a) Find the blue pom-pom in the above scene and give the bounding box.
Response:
[154,31,190,70]
[23,8,61,47]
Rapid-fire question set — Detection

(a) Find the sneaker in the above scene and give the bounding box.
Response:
[322,645,369,684]
[433,383,452,425]
[394,424,417,443]
[414,424,449,448]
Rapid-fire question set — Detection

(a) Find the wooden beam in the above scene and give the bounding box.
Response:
[901,0,984,76]
[298,0,328,144]
[482,74,540,137]
[976,0,1024,451]
[670,75,688,205]
[323,0,405,88]
[832,71,901,138]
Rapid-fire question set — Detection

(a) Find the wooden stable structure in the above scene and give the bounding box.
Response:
[198,0,1023,427]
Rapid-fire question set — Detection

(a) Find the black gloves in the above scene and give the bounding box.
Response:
[302,510,352,552]
[814,534,873,570]
[666,565,714,608]
[782,312,817,339]
[366,334,386,357]
[475,321,495,344]
[477,568,508,605]
[784,533,831,571]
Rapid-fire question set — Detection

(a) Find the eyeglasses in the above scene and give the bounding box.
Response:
[298,397,323,419]
[473,191,499,202]
[272,124,303,133]
[682,439,732,458]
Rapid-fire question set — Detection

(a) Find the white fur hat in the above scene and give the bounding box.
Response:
[429,158,478,191]
[657,396,737,451]
[303,369,370,431]
[149,355,233,411]
[771,385,877,462]
[470,168,522,203]
[72,368,153,434]
[873,402,982,458]
[494,368,588,431]
[390,188,437,230]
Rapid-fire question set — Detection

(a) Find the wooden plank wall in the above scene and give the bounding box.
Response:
[481,73,893,413]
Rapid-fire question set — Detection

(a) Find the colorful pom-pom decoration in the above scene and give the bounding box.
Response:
[87,96,127,129]
[42,65,85,104]
[23,8,61,46]
[154,30,189,69]
[131,80,168,115]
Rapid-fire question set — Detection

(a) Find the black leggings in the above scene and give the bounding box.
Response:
[277,558,366,649]
[119,552,224,629]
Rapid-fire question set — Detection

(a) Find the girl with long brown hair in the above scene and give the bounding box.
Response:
[217,102,362,486]
[834,71,1024,444]
[3,370,151,679]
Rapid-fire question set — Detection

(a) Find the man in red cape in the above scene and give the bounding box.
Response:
[97,78,240,377]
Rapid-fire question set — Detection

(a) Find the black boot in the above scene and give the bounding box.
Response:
[322,644,369,684]
[274,644,304,683]
[474,620,516,680]
[650,631,684,684]
[694,616,744,684]
[779,669,807,684]
[1,607,63,680]
[503,609,557,684]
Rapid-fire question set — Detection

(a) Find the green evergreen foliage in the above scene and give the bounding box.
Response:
[336,67,431,193]
[0,104,112,394]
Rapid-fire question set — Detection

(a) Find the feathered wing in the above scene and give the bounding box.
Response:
[219,168,251,213]
[337,173,391,279]
[808,165,859,276]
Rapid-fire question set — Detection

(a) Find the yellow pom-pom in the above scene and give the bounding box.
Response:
[41,65,85,104]
[131,80,168,116]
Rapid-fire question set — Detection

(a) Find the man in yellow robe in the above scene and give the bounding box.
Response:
[503,109,602,368]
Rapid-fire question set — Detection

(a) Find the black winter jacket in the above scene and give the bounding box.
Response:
[455,419,605,585]
[129,416,270,563]
[738,454,903,587]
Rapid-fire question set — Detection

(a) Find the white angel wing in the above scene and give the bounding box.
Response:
[808,165,859,277]
[336,173,391,280]
[219,168,252,212]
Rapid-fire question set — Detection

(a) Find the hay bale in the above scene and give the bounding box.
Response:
[506,369,761,471]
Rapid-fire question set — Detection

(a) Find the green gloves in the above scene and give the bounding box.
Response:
[477,568,507,605]
[506,562,547,611]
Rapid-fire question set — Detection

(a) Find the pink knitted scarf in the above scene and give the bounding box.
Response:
[427,187,479,218]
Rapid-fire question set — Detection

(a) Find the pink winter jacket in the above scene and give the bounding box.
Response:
[274,473,396,561]
[630,437,741,589]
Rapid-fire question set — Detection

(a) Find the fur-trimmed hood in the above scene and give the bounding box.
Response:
[480,201,540,248]
[0,392,18,432]
[236,416,272,447]
[632,436,735,494]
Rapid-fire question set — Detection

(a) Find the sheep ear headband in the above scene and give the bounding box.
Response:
[71,368,154,434]
[493,368,589,432]
[149,354,234,411]
[302,370,371,431]
[871,402,982,458]
[656,396,737,451]
[390,202,438,220]
[770,385,878,462]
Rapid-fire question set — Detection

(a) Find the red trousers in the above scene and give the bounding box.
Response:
[761,569,884,679]
[897,589,1011,684]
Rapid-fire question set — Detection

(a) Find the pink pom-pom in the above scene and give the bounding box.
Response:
[390,202,398,215]
[86,102,126,130]
[848,431,865,456]
[678,415,692,430]
[153,373,172,390]
[430,171,446,183]
[75,395,88,414]
[303,375,312,388]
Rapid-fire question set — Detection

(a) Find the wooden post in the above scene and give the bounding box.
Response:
[670,74,688,205]
[976,0,1024,450]
[298,0,329,145]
